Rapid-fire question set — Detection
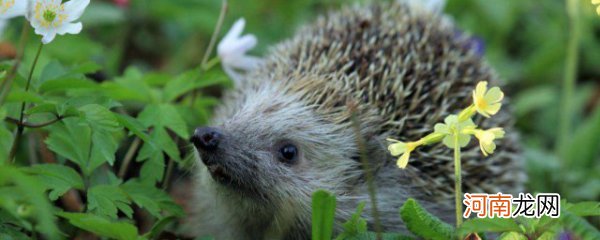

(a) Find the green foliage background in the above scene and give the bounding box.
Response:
[0,0,599,239]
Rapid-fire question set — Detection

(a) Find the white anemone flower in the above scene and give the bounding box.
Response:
[0,0,28,19]
[29,0,90,44]
[217,18,262,84]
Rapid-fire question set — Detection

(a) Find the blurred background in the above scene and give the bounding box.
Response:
[1,0,599,229]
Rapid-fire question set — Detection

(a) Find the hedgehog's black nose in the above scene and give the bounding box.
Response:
[191,127,222,151]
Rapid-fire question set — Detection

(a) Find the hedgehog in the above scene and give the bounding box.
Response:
[188,1,525,239]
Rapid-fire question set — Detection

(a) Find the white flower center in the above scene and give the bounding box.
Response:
[0,0,15,14]
[34,2,67,27]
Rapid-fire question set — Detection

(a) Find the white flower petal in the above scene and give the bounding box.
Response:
[41,31,57,44]
[233,34,257,53]
[1,0,28,19]
[223,18,246,44]
[63,0,90,21]
[56,22,82,35]
[224,55,262,71]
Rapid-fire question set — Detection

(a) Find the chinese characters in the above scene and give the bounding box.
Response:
[463,193,560,218]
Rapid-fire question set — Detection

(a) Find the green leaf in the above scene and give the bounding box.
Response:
[560,209,600,240]
[0,224,30,240]
[497,232,528,240]
[38,78,98,93]
[79,104,121,132]
[0,166,60,240]
[115,113,152,143]
[39,60,68,84]
[399,198,455,240]
[45,119,90,168]
[25,103,58,115]
[22,164,84,201]
[139,153,165,184]
[87,185,133,219]
[145,216,177,239]
[0,125,12,165]
[312,189,336,240]
[70,61,102,75]
[57,212,141,240]
[564,201,600,217]
[89,129,120,167]
[138,104,189,139]
[138,125,181,162]
[562,104,600,169]
[121,181,184,218]
[458,218,522,235]
[5,90,43,103]
[163,70,227,102]
[335,202,368,239]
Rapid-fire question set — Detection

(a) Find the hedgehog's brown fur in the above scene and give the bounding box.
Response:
[189,2,525,239]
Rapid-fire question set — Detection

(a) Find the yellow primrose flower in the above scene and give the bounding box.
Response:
[472,128,505,156]
[472,81,504,118]
[593,0,600,15]
[434,115,476,149]
[387,138,421,169]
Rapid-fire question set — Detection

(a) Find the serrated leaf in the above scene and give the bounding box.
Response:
[139,154,165,184]
[114,113,152,143]
[22,164,84,201]
[89,130,120,167]
[137,125,181,162]
[312,189,336,240]
[57,212,140,240]
[399,198,455,240]
[79,104,121,132]
[87,185,133,219]
[121,181,184,218]
[458,218,522,235]
[45,119,90,168]
[138,104,189,139]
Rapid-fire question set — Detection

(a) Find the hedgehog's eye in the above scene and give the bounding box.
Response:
[278,144,298,164]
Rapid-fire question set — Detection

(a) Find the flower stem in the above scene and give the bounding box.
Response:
[557,0,580,156]
[454,133,463,227]
[8,43,44,163]
[0,23,30,106]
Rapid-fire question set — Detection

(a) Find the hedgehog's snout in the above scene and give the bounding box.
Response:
[191,127,223,152]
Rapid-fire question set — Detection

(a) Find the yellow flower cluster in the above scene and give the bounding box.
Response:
[388,81,506,168]
[593,0,600,15]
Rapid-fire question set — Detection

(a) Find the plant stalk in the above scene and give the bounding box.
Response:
[118,137,142,178]
[349,103,383,240]
[8,43,44,163]
[0,23,30,106]
[557,0,580,155]
[454,133,463,227]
